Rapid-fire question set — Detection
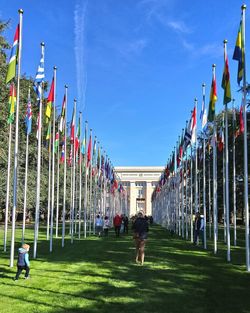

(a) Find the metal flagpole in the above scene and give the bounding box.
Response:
[185,153,189,239]
[84,121,88,238]
[4,122,12,252]
[62,85,68,247]
[224,39,231,261]
[47,121,52,240]
[194,98,198,215]
[34,42,45,259]
[88,129,93,235]
[190,145,193,243]
[232,98,237,246]
[213,123,218,254]
[202,84,207,249]
[208,152,212,238]
[222,113,226,244]
[241,5,249,271]
[10,9,23,267]
[56,124,60,238]
[50,66,57,252]
[22,87,31,243]
[181,130,184,238]
[78,112,82,239]
[71,99,77,244]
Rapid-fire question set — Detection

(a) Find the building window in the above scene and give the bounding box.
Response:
[138,189,144,198]
[151,181,157,187]
[135,181,146,187]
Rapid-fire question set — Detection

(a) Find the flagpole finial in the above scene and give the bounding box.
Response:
[65,84,68,88]
[74,98,77,102]
[90,128,92,132]
[85,120,88,124]
[194,97,198,102]
[242,4,246,10]
[18,9,24,14]
[53,66,57,70]
[202,83,205,87]
[41,42,45,47]
[212,64,216,68]
[223,39,228,44]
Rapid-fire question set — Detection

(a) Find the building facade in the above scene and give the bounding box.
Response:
[115,166,164,217]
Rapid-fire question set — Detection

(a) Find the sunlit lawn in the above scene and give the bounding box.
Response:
[0,223,249,313]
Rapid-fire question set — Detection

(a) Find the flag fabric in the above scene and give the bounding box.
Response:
[191,105,197,144]
[34,45,45,101]
[59,95,66,132]
[75,118,80,153]
[233,20,244,85]
[222,52,232,104]
[218,127,224,152]
[87,135,92,167]
[6,24,19,83]
[45,77,54,120]
[92,138,97,166]
[25,92,32,135]
[68,147,72,166]
[200,91,207,130]
[81,136,86,155]
[54,132,59,153]
[208,73,217,123]
[239,104,244,134]
[46,121,51,141]
[70,107,75,143]
[7,83,16,124]
[60,144,65,163]
[97,146,101,172]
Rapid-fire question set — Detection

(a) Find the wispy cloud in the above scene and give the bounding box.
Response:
[74,0,88,111]
[167,21,192,34]
[118,39,148,57]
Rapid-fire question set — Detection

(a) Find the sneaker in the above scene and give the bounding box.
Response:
[24,276,30,280]
[13,277,18,281]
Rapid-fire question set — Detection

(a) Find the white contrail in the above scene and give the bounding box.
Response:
[74,0,88,112]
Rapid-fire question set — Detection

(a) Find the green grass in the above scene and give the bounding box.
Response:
[0,224,250,313]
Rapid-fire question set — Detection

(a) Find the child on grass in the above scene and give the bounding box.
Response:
[14,243,30,281]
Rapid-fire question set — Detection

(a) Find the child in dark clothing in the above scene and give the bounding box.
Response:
[14,244,30,280]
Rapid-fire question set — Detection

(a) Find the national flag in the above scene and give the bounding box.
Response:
[239,104,244,134]
[59,95,66,132]
[217,127,224,152]
[34,45,45,101]
[75,117,80,153]
[191,105,197,144]
[208,71,217,123]
[200,90,207,130]
[97,146,101,171]
[45,77,54,120]
[68,147,72,166]
[46,121,51,141]
[54,131,59,153]
[233,20,244,85]
[70,107,75,143]
[81,136,86,155]
[222,50,232,104]
[60,144,65,163]
[87,135,92,167]
[6,24,19,83]
[92,137,97,166]
[7,83,16,124]
[25,91,32,135]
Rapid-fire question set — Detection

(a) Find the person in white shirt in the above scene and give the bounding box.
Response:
[103,216,110,236]
[95,215,103,237]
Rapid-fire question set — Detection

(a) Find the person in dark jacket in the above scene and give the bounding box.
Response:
[132,212,149,265]
[14,244,30,280]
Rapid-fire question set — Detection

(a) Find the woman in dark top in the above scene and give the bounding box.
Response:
[132,212,149,265]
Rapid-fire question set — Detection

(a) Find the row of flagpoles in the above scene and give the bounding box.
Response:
[4,9,127,267]
[152,5,250,271]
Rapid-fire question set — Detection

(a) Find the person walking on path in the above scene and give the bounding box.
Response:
[95,214,103,237]
[194,212,204,246]
[123,215,129,234]
[113,213,122,237]
[103,216,110,236]
[132,212,149,265]
[14,244,30,281]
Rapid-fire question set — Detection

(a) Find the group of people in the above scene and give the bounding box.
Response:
[95,213,129,237]
[14,211,150,280]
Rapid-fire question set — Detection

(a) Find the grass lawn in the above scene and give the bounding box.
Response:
[0,224,250,313]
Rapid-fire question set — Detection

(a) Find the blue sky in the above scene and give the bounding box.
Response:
[1,0,248,166]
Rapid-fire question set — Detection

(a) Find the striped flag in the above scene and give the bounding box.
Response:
[7,83,16,124]
[87,135,92,167]
[45,77,54,121]
[233,20,244,85]
[208,70,217,123]
[46,121,51,141]
[70,107,75,143]
[54,132,59,153]
[222,49,232,104]
[59,95,66,132]
[60,144,65,163]
[34,45,45,101]
[6,24,19,83]
[200,91,207,130]
[25,92,32,135]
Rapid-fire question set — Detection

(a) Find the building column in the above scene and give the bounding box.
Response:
[146,182,152,216]
[130,181,136,216]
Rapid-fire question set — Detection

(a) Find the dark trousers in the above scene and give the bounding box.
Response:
[103,228,109,236]
[15,265,30,280]
[115,226,121,237]
[124,224,128,234]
